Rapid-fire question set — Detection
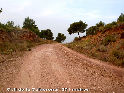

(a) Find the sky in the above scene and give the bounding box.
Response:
[0,0,124,43]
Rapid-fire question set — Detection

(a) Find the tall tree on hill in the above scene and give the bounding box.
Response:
[23,17,39,35]
[39,29,54,40]
[117,13,124,23]
[67,20,87,38]
[55,33,66,43]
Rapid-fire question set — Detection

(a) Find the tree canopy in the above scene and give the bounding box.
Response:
[86,26,97,36]
[55,33,66,43]
[23,17,40,35]
[39,29,54,40]
[117,13,124,23]
[6,21,14,28]
[96,21,105,27]
[67,20,87,37]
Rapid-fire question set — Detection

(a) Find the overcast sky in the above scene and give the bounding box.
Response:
[0,0,124,43]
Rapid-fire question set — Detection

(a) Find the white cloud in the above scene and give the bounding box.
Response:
[17,1,32,12]
[41,9,54,16]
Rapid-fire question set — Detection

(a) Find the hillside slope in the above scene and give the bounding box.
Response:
[0,29,40,42]
[0,29,56,54]
[66,23,124,66]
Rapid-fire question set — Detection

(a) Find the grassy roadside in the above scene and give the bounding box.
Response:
[0,39,56,55]
[0,32,57,92]
[0,39,56,63]
[65,32,124,67]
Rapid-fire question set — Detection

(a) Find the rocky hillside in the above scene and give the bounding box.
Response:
[0,29,40,42]
[66,23,124,67]
[0,29,56,56]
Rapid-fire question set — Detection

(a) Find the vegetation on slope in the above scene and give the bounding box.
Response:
[66,13,124,67]
[0,10,66,54]
[0,15,56,56]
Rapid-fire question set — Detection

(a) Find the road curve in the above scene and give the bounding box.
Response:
[0,44,124,93]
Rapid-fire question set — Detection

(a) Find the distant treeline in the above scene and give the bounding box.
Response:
[67,13,124,38]
[0,8,124,43]
[0,9,66,43]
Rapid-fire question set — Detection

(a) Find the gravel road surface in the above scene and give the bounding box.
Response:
[0,44,124,93]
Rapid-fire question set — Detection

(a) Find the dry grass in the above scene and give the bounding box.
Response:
[65,32,124,67]
[0,39,57,65]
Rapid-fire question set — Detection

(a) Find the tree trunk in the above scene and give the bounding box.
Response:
[78,31,79,35]
[78,32,80,38]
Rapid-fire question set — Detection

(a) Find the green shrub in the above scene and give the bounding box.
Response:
[104,21,117,31]
[98,26,105,32]
[112,50,124,59]
[117,13,124,23]
[97,45,107,52]
[73,37,81,42]
[116,39,124,49]
[116,59,124,66]
[102,35,116,46]
[0,22,16,32]
[104,24,112,30]
[96,21,105,27]
[120,39,124,46]
[0,41,34,55]
[86,26,97,36]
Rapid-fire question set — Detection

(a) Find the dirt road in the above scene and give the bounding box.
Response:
[0,44,124,93]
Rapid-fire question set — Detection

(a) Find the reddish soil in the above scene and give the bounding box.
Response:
[0,44,124,93]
